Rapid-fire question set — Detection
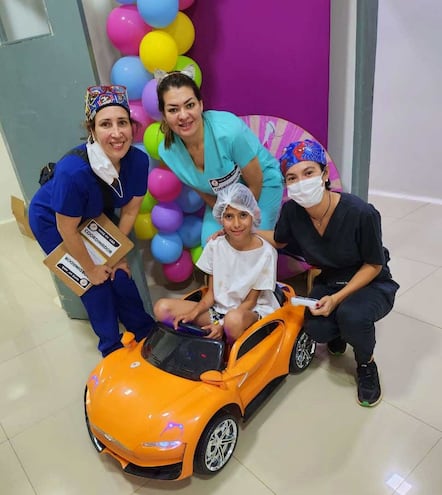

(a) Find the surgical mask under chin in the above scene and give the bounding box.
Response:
[86,140,123,197]
[286,174,325,208]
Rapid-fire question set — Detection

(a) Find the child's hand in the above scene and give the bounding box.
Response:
[204,321,224,340]
[173,311,198,329]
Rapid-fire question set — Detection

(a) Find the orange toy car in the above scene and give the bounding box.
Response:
[84,283,315,480]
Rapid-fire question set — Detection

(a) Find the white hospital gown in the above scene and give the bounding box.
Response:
[196,235,279,316]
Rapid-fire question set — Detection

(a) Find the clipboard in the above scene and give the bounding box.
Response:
[43,214,134,296]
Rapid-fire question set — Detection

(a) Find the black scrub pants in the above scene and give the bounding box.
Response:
[304,281,397,364]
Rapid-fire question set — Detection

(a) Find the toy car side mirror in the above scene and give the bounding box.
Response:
[200,370,226,388]
[121,331,136,348]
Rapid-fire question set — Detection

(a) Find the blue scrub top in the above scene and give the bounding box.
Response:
[29,144,149,253]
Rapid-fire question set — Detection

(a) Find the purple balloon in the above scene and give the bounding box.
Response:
[151,202,184,232]
[141,78,162,121]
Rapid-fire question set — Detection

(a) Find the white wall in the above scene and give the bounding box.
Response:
[328,0,357,192]
[80,0,118,84]
[0,131,23,222]
[369,0,442,204]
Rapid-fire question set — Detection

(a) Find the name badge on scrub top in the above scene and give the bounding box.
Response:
[208,165,241,194]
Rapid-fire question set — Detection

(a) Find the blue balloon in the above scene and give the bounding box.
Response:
[110,56,153,100]
[175,185,204,213]
[137,0,179,28]
[151,232,183,263]
[178,215,203,248]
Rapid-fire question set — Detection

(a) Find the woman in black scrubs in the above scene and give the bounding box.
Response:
[264,139,399,407]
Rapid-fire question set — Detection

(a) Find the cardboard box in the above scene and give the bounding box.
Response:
[43,214,134,296]
[10,196,35,240]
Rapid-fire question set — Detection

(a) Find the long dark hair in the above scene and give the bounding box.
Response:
[157,72,202,148]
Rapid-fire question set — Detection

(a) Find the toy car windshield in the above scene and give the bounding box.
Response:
[141,323,225,381]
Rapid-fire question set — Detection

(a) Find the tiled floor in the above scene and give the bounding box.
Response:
[1,195,441,495]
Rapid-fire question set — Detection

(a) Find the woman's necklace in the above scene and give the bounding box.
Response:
[309,191,332,226]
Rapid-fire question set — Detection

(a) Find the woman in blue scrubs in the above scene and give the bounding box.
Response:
[156,69,284,244]
[29,85,155,356]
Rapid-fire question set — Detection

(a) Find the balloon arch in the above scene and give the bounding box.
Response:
[104,1,342,283]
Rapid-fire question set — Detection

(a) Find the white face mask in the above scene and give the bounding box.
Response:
[86,140,123,197]
[287,174,325,208]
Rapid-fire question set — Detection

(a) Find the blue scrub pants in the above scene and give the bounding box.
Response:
[29,213,155,357]
[81,270,155,356]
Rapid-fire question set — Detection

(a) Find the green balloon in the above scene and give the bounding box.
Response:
[174,55,202,88]
[190,245,203,264]
[143,122,164,160]
[140,191,157,213]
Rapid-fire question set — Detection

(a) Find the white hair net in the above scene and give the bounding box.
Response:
[213,183,261,227]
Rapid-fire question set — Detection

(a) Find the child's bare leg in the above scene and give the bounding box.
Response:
[223,309,259,344]
[153,298,199,326]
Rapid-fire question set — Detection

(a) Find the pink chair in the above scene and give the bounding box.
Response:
[240,115,343,284]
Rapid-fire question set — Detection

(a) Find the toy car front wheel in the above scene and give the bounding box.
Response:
[194,412,239,475]
[290,330,316,373]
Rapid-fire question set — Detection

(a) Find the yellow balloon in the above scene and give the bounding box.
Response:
[159,12,195,55]
[134,213,157,240]
[143,122,165,160]
[139,31,178,73]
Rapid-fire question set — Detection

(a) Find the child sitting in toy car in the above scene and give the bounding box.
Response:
[153,183,280,344]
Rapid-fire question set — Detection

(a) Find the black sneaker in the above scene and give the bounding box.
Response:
[356,361,382,407]
[327,336,347,355]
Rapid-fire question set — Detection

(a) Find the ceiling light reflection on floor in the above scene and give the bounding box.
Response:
[386,473,412,494]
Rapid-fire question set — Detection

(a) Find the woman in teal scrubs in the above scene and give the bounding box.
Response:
[157,70,284,244]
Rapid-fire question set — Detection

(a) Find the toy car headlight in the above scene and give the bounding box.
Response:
[141,440,183,450]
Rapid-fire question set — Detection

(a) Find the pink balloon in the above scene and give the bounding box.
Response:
[179,0,195,10]
[163,250,194,283]
[151,202,184,232]
[106,5,152,55]
[148,168,183,202]
[141,79,162,121]
[130,100,154,142]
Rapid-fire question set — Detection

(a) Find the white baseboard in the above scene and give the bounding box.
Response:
[368,189,442,206]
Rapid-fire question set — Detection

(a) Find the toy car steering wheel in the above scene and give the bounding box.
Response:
[177,321,210,337]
